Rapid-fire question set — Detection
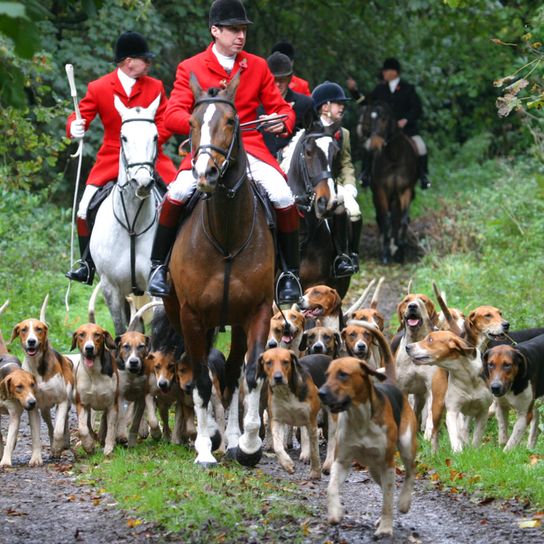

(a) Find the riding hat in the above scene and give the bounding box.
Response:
[267,52,293,78]
[209,0,253,27]
[271,41,295,60]
[114,31,155,63]
[311,81,350,110]
[382,57,401,73]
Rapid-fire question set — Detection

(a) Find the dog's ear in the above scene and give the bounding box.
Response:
[334,332,342,358]
[359,361,387,382]
[396,301,405,332]
[481,350,490,379]
[331,288,342,313]
[104,331,117,350]
[514,349,528,380]
[256,353,266,380]
[375,312,385,331]
[9,324,21,344]
[341,327,347,341]
[144,335,151,351]
[70,331,78,351]
[0,376,10,400]
[290,351,308,401]
[115,335,122,348]
[467,310,476,329]
[298,332,308,353]
[424,297,438,327]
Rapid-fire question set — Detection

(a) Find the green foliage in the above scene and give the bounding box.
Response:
[80,442,309,542]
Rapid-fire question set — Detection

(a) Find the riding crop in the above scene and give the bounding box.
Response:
[64,63,84,314]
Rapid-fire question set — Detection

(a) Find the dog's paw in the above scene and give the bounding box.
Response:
[29,455,43,467]
[309,469,321,480]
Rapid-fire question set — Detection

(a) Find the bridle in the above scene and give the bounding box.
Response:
[296,131,338,211]
[190,96,245,198]
[118,117,158,190]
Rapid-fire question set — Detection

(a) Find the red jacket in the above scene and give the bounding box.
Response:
[165,43,295,175]
[290,74,311,96]
[66,70,178,187]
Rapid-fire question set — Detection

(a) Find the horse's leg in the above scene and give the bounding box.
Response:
[181,307,216,466]
[372,189,391,264]
[224,325,246,458]
[390,193,403,263]
[398,187,413,260]
[101,280,128,336]
[237,302,271,467]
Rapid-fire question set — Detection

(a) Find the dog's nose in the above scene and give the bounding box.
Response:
[355,342,367,354]
[273,372,283,384]
[405,344,412,353]
[408,303,418,311]
[502,321,510,331]
[267,338,278,348]
[84,345,94,355]
[490,382,503,396]
[311,344,324,354]
[27,338,36,347]
[158,379,170,391]
[128,357,140,368]
[318,386,329,401]
[27,398,37,410]
[184,381,194,393]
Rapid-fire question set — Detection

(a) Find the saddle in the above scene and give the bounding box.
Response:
[86,177,167,231]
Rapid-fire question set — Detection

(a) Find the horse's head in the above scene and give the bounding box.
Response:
[282,123,342,218]
[114,94,160,199]
[357,101,397,153]
[189,72,241,194]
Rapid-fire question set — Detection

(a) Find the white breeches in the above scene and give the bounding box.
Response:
[77,185,100,219]
[167,154,294,209]
[336,185,361,221]
[411,135,427,156]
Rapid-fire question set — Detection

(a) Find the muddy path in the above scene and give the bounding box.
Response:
[1,218,542,543]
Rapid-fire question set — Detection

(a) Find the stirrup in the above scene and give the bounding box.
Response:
[350,252,360,273]
[333,254,355,278]
[275,271,303,306]
[147,264,170,298]
[65,260,94,286]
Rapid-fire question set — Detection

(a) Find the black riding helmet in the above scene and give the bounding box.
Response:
[114,31,155,63]
[267,52,293,78]
[382,57,401,72]
[209,0,253,27]
[311,81,350,111]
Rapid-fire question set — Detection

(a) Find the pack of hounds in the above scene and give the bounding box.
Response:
[1,277,543,537]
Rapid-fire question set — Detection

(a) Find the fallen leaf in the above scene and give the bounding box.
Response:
[127,518,142,528]
[518,519,541,529]
[444,458,452,467]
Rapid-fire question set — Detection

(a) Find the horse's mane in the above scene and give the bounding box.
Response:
[280,128,306,173]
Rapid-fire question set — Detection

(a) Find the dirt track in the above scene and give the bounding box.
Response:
[1,220,542,543]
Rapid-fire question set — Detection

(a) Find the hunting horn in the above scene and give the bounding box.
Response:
[65,64,83,158]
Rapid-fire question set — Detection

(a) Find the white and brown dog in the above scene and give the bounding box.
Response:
[298,285,344,331]
[259,347,322,479]
[319,357,417,537]
[266,306,306,356]
[0,355,38,466]
[71,323,119,456]
[406,331,492,452]
[299,324,341,358]
[10,317,74,464]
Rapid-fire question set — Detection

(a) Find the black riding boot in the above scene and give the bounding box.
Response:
[276,231,303,305]
[66,218,95,285]
[147,197,184,297]
[360,148,372,188]
[331,213,355,278]
[419,154,431,190]
[349,218,363,273]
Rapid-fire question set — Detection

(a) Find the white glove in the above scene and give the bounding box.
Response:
[70,119,86,139]
[345,184,358,199]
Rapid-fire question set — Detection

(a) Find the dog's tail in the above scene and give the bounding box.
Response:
[350,320,396,383]
[370,276,385,310]
[127,300,164,332]
[40,294,49,324]
[345,278,376,316]
[88,281,102,324]
[432,281,463,337]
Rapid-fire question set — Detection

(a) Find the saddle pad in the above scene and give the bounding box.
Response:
[87,181,115,231]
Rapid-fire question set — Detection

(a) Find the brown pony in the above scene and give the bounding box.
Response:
[164,73,274,467]
[358,101,418,264]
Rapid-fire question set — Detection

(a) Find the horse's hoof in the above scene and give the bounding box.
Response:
[236,446,262,467]
[210,430,222,452]
[196,461,218,469]
[225,447,238,460]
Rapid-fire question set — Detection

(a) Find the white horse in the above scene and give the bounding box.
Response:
[90,94,162,335]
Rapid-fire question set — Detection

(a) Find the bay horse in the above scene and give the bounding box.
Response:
[281,125,351,299]
[90,95,162,335]
[358,101,418,264]
[164,73,274,467]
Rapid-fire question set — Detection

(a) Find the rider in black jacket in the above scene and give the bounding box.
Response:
[348,58,431,190]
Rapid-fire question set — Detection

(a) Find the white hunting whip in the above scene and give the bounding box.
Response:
[64,63,84,314]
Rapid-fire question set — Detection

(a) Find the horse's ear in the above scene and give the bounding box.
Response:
[189,72,203,100]
[114,95,129,118]
[146,94,161,119]
[225,71,241,101]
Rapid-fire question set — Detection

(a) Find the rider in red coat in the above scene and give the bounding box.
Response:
[65,31,177,285]
[148,0,303,305]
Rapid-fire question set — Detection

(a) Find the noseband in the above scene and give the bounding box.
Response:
[119,117,158,189]
[191,96,244,197]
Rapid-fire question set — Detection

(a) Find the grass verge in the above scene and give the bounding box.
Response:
[78,443,309,543]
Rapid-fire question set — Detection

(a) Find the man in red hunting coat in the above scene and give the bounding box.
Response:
[65,31,177,285]
[147,0,303,305]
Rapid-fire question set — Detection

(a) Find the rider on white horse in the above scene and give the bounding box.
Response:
[312,81,362,276]
[147,0,303,305]
[65,31,177,285]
